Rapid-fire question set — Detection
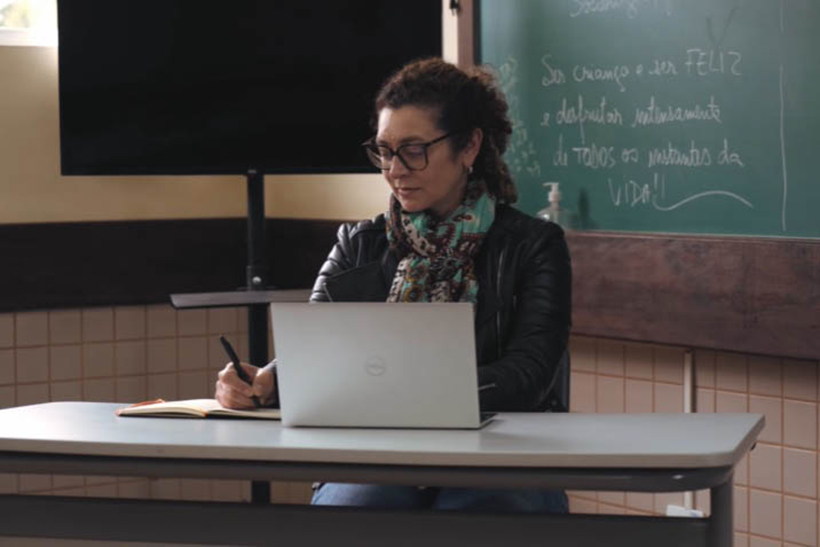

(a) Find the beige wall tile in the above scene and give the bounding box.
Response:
[83,378,114,402]
[716,351,748,393]
[147,373,178,400]
[212,479,244,502]
[82,308,113,342]
[16,383,48,406]
[147,305,176,338]
[749,355,782,397]
[238,311,249,333]
[180,478,212,501]
[83,342,114,378]
[570,371,595,413]
[694,489,711,516]
[654,492,683,514]
[596,340,624,377]
[696,388,716,413]
[178,371,209,400]
[783,400,817,450]
[48,310,81,345]
[654,346,684,384]
[625,342,653,380]
[735,485,749,532]
[15,347,48,383]
[695,350,716,388]
[749,489,782,539]
[0,314,13,348]
[570,336,596,372]
[178,309,208,336]
[625,492,654,513]
[15,311,48,347]
[18,474,51,492]
[0,386,15,408]
[178,336,208,371]
[625,379,653,413]
[784,358,818,402]
[748,536,780,547]
[597,491,625,506]
[0,349,14,385]
[147,338,177,373]
[598,503,626,515]
[736,454,750,487]
[50,381,82,402]
[118,480,151,499]
[716,391,749,413]
[50,345,82,381]
[52,475,84,489]
[653,383,683,413]
[116,376,147,403]
[115,340,146,376]
[0,473,17,494]
[569,496,598,514]
[749,443,782,492]
[596,376,624,413]
[115,306,146,341]
[150,478,181,500]
[208,308,239,335]
[749,396,782,444]
[783,448,816,498]
[735,532,748,547]
[209,336,229,371]
[783,496,816,546]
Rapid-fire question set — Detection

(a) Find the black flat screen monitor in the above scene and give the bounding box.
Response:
[57,0,442,176]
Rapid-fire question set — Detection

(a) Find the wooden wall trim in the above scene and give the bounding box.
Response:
[0,219,339,313]
[2,220,817,359]
[567,231,820,360]
[456,0,476,67]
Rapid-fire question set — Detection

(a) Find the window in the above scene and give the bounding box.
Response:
[0,0,57,46]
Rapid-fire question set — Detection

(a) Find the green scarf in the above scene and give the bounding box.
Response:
[386,181,496,303]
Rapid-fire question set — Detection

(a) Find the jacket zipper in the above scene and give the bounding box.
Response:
[496,248,505,360]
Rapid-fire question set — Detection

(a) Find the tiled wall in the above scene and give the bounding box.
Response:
[2,307,818,547]
[569,335,820,547]
[0,304,310,505]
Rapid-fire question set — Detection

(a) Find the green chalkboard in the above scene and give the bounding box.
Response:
[478,0,819,237]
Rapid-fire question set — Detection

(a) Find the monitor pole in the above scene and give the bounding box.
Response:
[246,168,271,505]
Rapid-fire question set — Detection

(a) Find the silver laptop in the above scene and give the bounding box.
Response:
[270,302,494,429]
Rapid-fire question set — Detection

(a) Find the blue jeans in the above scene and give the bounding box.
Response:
[311,483,568,514]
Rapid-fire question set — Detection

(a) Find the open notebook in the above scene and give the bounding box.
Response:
[116,398,280,420]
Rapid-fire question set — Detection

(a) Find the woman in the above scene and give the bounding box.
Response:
[216,58,571,513]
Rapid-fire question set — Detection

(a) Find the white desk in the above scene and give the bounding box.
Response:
[0,402,763,547]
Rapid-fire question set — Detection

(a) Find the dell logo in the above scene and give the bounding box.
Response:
[365,356,387,376]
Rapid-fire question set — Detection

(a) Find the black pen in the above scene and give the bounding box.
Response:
[219,335,261,408]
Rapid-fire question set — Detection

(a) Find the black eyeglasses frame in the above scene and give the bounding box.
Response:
[362,132,455,171]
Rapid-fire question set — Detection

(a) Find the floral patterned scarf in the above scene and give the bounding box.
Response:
[386,181,495,303]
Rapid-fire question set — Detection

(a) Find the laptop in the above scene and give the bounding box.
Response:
[270,302,495,429]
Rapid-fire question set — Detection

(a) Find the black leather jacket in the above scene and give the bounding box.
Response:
[310,204,572,412]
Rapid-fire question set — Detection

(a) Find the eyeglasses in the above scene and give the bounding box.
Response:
[362,133,454,171]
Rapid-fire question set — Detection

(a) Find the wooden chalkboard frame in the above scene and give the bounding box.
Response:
[460,0,819,360]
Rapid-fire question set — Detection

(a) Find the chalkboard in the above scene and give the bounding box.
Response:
[478,0,819,238]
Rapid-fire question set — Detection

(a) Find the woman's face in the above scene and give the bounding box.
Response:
[376,105,480,218]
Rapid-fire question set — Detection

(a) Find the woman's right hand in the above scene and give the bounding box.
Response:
[215,360,276,409]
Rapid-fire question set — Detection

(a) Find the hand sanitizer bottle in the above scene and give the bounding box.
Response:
[537,182,562,224]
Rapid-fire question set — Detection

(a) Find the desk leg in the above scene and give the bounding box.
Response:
[708,471,733,547]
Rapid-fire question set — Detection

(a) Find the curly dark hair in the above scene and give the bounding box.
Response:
[374,58,517,204]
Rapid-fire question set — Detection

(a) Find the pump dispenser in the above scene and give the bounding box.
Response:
[537,182,562,224]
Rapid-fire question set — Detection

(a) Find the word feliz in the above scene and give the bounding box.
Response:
[541,49,742,93]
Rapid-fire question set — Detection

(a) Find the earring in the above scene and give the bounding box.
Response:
[466,165,474,175]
